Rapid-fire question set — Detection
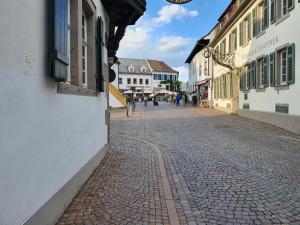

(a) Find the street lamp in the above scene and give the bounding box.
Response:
[166,0,192,4]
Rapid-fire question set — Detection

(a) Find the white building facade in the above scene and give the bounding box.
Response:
[118,58,152,92]
[209,0,299,133]
[0,0,145,225]
[186,32,214,107]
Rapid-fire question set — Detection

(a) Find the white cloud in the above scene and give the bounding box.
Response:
[153,5,198,26]
[119,27,151,50]
[156,36,189,53]
[173,66,189,82]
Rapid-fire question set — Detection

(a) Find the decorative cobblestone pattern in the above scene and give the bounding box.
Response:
[57,102,300,225]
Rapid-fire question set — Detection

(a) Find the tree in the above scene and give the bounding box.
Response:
[161,80,182,92]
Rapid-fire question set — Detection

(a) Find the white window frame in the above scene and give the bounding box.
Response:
[257,2,264,34]
[277,0,289,19]
[81,12,88,87]
[127,78,131,85]
[128,65,135,72]
[119,78,122,84]
[278,48,288,85]
[257,57,264,88]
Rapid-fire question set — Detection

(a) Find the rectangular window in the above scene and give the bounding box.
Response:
[204,61,208,76]
[277,0,289,18]
[229,28,237,53]
[127,78,131,84]
[81,12,88,86]
[119,78,122,84]
[278,48,288,85]
[164,75,168,80]
[145,79,149,85]
[199,63,202,76]
[158,74,161,80]
[256,2,264,34]
[275,104,289,114]
[220,39,226,59]
[133,78,137,85]
[139,79,143,85]
[257,58,264,88]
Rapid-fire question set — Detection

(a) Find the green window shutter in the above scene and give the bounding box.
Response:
[252,8,257,37]
[230,73,234,98]
[234,29,238,50]
[248,64,252,89]
[287,43,295,84]
[263,55,269,87]
[288,0,295,11]
[214,80,216,99]
[239,68,243,90]
[263,0,269,29]
[96,17,104,92]
[270,52,276,86]
[50,0,69,81]
[224,75,227,98]
[239,22,243,47]
[270,0,276,23]
[252,61,257,88]
[247,14,252,41]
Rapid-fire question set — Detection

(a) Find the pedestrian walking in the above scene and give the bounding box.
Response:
[175,95,180,106]
[144,96,148,107]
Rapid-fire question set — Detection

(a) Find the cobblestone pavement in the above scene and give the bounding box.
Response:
[57,102,300,225]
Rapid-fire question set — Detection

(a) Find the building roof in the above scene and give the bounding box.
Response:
[147,60,179,74]
[118,58,152,75]
[185,38,210,63]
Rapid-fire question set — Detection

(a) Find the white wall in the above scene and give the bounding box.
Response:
[237,2,300,115]
[0,1,108,224]
[109,93,124,108]
[119,73,152,90]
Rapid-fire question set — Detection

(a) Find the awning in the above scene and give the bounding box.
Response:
[196,80,208,85]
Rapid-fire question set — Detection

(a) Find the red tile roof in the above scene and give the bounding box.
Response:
[147,60,179,74]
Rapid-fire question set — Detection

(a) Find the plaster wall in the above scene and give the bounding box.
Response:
[213,1,300,115]
[0,1,108,224]
[119,73,152,90]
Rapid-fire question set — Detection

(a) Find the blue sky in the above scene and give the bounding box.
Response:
[118,0,231,82]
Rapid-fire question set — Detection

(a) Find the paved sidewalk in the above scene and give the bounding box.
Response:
[57,102,300,225]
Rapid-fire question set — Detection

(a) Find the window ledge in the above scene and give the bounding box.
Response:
[275,14,290,26]
[256,30,266,39]
[57,82,97,97]
[275,85,289,90]
[256,87,266,92]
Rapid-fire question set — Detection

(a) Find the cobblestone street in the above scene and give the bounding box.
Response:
[57,103,300,225]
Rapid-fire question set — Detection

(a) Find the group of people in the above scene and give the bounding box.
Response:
[170,94,188,106]
[144,96,158,107]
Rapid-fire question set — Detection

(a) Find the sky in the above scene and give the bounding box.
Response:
[118,0,231,82]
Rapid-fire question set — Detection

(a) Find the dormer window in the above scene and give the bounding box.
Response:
[140,65,147,73]
[128,65,135,72]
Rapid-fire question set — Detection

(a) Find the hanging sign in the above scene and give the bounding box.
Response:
[166,0,192,4]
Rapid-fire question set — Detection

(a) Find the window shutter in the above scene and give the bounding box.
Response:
[248,64,252,89]
[50,0,69,81]
[234,29,237,50]
[252,61,257,88]
[288,0,295,11]
[287,43,295,84]
[239,68,243,90]
[229,34,232,54]
[252,8,257,37]
[230,73,233,98]
[263,55,269,87]
[239,22,243,47]
[247,14,252,41]
[263,0,269,29]
[270,52,275,86]
[96,17,104,92]
[270,0,276,23]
